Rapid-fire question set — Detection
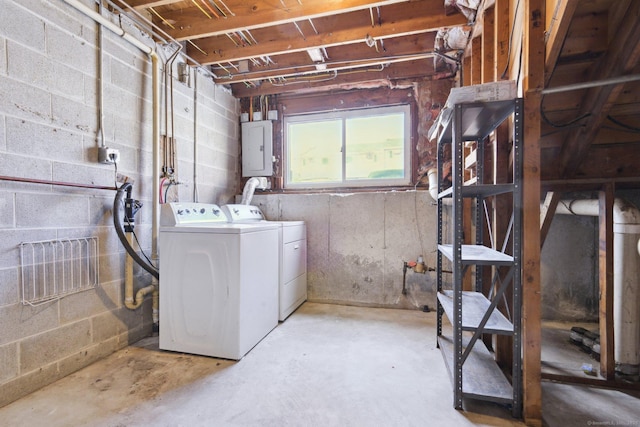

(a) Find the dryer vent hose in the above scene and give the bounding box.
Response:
[113,183,159,279]
[241,177,267,205]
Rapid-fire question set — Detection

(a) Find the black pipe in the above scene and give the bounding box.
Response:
[402,262,408,295]
[113,183,159,279]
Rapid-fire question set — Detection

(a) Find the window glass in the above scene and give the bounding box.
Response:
[288,119,342,184]
[345,113,405,180]
[285,105,410,188]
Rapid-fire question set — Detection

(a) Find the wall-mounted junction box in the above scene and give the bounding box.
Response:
[98,147,120,164]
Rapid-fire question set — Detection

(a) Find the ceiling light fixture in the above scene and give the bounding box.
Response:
[307,48,324,63]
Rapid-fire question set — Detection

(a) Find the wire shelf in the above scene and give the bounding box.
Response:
[19,237,99,306]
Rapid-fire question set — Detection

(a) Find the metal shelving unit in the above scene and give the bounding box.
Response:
[434,98,523,417]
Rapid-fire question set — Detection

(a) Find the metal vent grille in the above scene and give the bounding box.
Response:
[19,237,99,306]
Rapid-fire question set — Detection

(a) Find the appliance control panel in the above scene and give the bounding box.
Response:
[160,203,228,226]
[222,204,265,222]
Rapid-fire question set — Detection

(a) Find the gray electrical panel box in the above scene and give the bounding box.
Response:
[241,120,273,177]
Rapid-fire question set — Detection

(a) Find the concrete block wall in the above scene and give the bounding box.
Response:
[0,0,239,407]
[541,214,598,321]
[251,192,438,310]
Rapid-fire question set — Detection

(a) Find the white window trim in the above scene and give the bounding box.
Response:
[283,105,411,189]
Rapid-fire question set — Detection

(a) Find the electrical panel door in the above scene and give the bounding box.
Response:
[241,120,273,177]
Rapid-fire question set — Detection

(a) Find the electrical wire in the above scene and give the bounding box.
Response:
[607,115,640,133]
[103,0,219,80]
[540,104,591,128]
[501,0,521,80]
[164,180,174,203]
[211,52,433,80]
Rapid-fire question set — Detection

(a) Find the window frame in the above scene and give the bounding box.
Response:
[283,104,412,189]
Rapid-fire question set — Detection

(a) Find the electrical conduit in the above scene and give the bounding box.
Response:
[63,0,160,321]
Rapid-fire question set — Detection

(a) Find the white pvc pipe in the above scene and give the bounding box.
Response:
[61,0,153,55]
[150,51,161,326]
[63,0,159,320]
[555,198,640,375]
[427,169,438,201]
[427,168,451,205]
[124,233,154,310]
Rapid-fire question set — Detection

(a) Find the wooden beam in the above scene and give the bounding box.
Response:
[230,59,434,97]
[522,0,545,423]
[462,55,471,87]
[544,0,579,86]
[542,373,640,391]
[558,1,640,178]
[206,31,438,81]
[482,6,495,84]
[598,183,615,380]
[158,0,441,41]
[470,36,482,85]
[189,5,466,65]
[119,0,179,8]
[540,191,560,248]
[542,176,640,190]
[494,0,510,81]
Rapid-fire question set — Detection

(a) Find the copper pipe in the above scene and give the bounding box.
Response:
[0,175,116,191]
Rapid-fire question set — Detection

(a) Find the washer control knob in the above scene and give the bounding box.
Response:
[200,208,205,214]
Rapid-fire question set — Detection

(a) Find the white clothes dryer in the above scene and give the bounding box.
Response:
[159,202,279,360]
[222,204,307,321]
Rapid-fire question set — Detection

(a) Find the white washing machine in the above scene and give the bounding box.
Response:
[222,204,307,321]
[159,202,279,360]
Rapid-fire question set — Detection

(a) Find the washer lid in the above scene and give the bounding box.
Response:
[160,202,227,226]
[160,222,279,234]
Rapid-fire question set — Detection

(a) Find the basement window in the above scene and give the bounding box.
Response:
[284,105,411,189]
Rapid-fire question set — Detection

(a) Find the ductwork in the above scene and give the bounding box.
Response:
[555,198,640,377]
[241,177,268,205]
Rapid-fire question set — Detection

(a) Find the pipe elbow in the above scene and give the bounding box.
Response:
[241,177,267,205]
[427,168,438,201]
[124,284,156,310]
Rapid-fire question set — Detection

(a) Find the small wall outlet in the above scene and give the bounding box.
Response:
[98,147,120,164]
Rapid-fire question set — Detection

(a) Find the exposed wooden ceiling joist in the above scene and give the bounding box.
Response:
[187,3,465,66]
[116,0,466,93]
[556,0,640,178]
[155,0,420,41]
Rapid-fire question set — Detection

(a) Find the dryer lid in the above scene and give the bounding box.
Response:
[222,204,265,222]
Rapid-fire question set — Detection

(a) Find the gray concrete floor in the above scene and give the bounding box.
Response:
[0,303,638,427]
